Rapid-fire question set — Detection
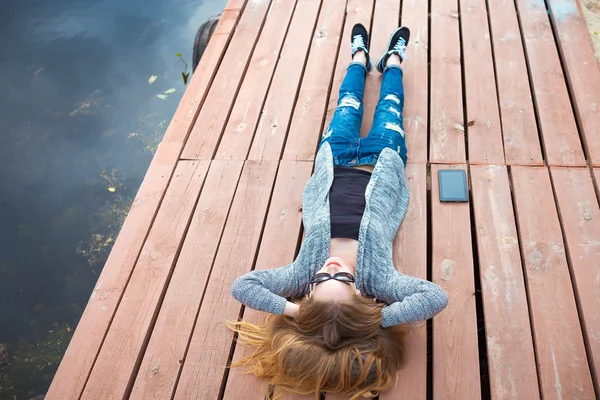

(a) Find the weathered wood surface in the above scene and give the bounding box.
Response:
[431,164,480,399]
[50,0,600,398]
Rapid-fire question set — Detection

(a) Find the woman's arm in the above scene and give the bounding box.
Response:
[283,301,300,318]
[231,262,305,316]
[378,270,448,328]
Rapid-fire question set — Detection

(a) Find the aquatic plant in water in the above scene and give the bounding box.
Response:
[76,168,131,274]
[0,323,73,399]
[177,53,190,85]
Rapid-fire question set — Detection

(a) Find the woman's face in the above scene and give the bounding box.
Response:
[310,257,361,301]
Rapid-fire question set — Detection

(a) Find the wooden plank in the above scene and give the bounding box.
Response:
[513,0,585,167]
[81,160,211,399]
[459,0,504,165]
[470,165,539,399]
[181,0,272,160]
[45,10,240,397]
[595,169,600,201]
[380,163,427,400]
[214,0,299,160]
[431,164,480,398]
[486,0,543,165]
[173,160,278,399]
[430,0,464,163]
[511,166,595,398]
[163,9,241,145]
[224,0,246,10]
[282,0,348,161]
[359,0,399,137]
[547,0,600,166]
[223,160,310,398]
[129,160,243,399]
[323,0,373,132]
[550,167,600,394]
[247,0,322,162]
[400,0,429,164]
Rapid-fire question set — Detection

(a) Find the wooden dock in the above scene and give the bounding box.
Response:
[47,0,600,398]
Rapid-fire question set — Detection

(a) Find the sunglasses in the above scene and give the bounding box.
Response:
[310,272,355,286]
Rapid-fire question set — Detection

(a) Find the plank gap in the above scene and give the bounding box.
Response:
[238,0,301,161]
[367,0,376,39]
[510,0,547,166]
[483,0,507,165]
[456,0,469,163]
[223,160,279,396]
[207,0,277,160]
[506,166,544,396]
[426,164,433,400]
[173,9,243,147]
[125,163,212,399]
[219,313,243,400]
[313,0,350,159]
[593,169,600,210]
[284,0,350,161]
[169,162,245,399]
[426,0,432,163]
[218,160,281,398]
[542,0,589,166]
[466,165,491,399]
[276,0,327,162]
[545,0,600,166]
[548,168,600,397]
[399,0,404,24]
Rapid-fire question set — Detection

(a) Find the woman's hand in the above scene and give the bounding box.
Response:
[283,301,300,318]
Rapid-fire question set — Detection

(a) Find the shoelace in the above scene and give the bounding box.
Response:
[392,36,407,60]
[352,34,366,52]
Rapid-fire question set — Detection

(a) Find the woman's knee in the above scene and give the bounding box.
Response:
[337,93,362,111]
[380,121,405,139]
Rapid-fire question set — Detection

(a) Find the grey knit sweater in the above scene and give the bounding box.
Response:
[231,143,448,327]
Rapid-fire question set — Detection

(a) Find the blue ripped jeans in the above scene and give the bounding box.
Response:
[319,62,407,166]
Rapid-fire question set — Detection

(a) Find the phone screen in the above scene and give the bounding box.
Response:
[438,169,468,202]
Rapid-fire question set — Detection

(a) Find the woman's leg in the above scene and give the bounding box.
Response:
[363,54,407,165]
[318,59,367,150]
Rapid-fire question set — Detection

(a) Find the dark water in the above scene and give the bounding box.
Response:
[0,0,225,397]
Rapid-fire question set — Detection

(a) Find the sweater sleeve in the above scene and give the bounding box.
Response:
[231,263,304,315]
[379,270,448,328]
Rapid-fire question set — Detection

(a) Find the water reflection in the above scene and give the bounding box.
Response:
[0,0,225,397]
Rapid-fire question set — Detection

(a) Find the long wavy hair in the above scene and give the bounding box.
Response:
[226,295,407,399]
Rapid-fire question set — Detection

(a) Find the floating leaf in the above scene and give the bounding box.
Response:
[108,187,116,192]
[467,120,476,126]
[182,72,190,85]
[176,53,182,57]
[156,94,168,100]
[164,88,176,94]
[148,75,158,84]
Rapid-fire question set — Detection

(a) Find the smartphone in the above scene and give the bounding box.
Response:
[438,169,468,202]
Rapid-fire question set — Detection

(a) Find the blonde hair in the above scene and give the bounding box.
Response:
[226,296,406,399]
